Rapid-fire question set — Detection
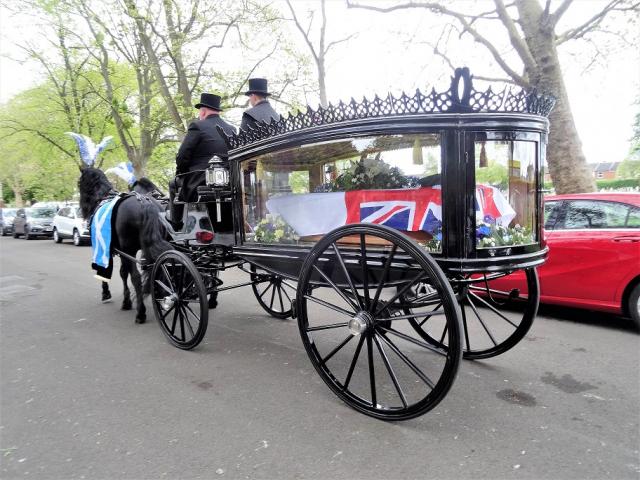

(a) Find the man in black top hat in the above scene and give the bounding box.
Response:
[169,92,236,231]
[240,78,280,131]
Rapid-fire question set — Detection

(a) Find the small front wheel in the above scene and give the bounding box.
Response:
[73,229,82,246]
[250,264,294,319]
[53,228,62,243]
[151,250,208,350]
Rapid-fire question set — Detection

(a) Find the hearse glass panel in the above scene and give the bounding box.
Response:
[473,134,538,249]
[240,133,443,252]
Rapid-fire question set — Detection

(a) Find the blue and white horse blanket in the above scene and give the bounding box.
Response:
[90,196,120,281]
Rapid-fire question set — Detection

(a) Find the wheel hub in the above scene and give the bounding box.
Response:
[349,311,373,336]
[161,293,178,312]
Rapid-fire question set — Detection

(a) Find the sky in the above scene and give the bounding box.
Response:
[0,0,638,165]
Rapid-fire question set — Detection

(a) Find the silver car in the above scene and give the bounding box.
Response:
[12,207,56,239]
[52,206,90,246]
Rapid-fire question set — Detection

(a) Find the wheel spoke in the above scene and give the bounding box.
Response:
[373,334,408,408]
[157,301,176,321]
[312,265,359,310]
[460,302,471,351]
[258,282,274,300]
[376,308,446,323]
[180,305,196,338]
[467,295,498,347]
[469,292,519,328]
[331,242,364,309]
[360,234,371,309]
[374,271,427,317]
[366,335,376,406]
[371,244,397,312]
[418,302,443,327]
[154,279,173,295]
[160,264,175,292]
[377,332,435,389]
[281,285,292,304]
[179,310,186,342]
[306,322,349,332]
[304,294,355,318]
[269,281,277,310]
[321,335,353,365]
[439,323,448,344]
[343,334,366,391]
[378,325,448,357]
[182,303,201,327]
[275,284,283,312]
[169,305,179,335]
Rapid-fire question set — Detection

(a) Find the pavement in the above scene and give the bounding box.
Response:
[1,236,639,479]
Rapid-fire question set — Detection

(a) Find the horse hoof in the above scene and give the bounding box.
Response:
[122,301,132,311]
[102,292,112,303]
[208,299,218,309]
[135,315,146,324]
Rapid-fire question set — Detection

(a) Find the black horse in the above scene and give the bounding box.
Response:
[99,176,168,308]
[79,167,171,323]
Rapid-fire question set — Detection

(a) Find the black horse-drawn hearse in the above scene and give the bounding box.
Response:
[146,68,555,420]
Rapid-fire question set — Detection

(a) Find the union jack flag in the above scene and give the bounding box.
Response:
[345,188,443,234]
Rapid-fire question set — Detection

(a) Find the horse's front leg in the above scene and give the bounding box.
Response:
[128,260,146,324]
[101,281,112,303]
[120,260,132,311]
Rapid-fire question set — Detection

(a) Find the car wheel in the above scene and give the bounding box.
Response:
[1,228,6,237]
[73,229,82,246]
[628,284,640,330]
[53,228,62,243]
[13,230,19,238]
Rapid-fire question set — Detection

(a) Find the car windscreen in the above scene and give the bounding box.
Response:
[30,208,56,218]
[75,207,84,219]
[2,209,17,217]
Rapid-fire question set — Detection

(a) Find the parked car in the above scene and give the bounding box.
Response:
[0,208,17,236]
[52,206,90,246]
[12,207,56,239]
[490,192,640,327]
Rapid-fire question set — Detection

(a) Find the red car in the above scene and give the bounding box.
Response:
[493,192,640,327]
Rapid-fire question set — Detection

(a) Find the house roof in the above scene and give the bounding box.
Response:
[590,162,620,173]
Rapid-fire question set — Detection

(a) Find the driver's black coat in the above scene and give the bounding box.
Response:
[176,114,236,202]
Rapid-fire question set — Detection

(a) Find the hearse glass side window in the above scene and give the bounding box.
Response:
[474,137,538,248]
[240,134,443,251]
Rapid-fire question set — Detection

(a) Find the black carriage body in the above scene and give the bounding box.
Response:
[223,69,553,281]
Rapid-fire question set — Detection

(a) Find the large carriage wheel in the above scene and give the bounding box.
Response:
[296,224,463,421]
[250,264,295,319]
[151,250,208,350]
[407,268,539,360]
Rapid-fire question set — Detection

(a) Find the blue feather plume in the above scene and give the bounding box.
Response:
[66,132,113,166]
[105,162,136,185]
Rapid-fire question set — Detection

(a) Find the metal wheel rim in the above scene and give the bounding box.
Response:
[406,269,539,360]
[250,264,294,319]
[151,250,209,350]
[296,224,462,420]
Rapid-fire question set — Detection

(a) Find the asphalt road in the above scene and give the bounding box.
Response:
[1,235,639,480]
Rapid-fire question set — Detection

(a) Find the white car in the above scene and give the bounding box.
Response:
[52,206,90,246]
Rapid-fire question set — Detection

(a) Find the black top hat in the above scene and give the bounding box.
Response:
[194,93,223,111]
[244,78,270,96]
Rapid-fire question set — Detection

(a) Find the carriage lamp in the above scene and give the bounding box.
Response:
[206,155,230,187]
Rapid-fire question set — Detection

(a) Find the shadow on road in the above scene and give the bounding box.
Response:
[537,304,638,333]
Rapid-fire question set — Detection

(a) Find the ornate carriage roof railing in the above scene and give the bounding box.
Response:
[221,67,556,150]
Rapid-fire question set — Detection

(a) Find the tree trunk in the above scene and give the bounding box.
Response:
[516,0,596,194]
[318,57,328,107]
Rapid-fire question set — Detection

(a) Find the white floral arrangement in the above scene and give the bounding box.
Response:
[476,223,533,248]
